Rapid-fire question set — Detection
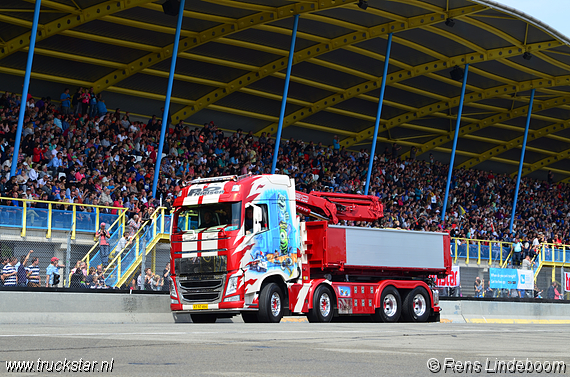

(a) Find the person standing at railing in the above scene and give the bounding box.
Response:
[45,257,64,288]
[16,250,33,287]
[127,214,141,238]
[27,257,41,287]
[511,239,523,267]
[162,262,171,292]
[96,222,111,268]
[474,277,483,298]
[2,257,18,287]
[547,281,563,300]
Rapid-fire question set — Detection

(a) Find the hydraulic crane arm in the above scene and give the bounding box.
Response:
[295,191,383,224]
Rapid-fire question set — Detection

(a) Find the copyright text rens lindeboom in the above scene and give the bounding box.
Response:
[427,357,566,374]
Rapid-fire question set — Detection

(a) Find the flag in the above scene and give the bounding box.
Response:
[459,205,466,216]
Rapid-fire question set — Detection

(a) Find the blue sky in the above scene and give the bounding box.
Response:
[494,0,570,38]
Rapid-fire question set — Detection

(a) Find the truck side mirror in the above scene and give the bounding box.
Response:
[253,205,262,234]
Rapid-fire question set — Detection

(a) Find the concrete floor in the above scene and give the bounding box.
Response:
[1,321,568,376]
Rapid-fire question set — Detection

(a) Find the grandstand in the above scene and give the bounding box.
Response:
[0,0,569,298]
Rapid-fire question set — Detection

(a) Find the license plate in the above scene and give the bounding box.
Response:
[193,304,208,310]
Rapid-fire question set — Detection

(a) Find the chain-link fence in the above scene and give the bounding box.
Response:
[0,238,91,288]
[0,236,170,291]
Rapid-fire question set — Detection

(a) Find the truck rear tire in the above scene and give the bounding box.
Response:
[191,314,218,323]
[307,285,334,323]
[241,312,259,323]
[258,282,284,323]
[372,286,401,323]
[402,287,430,322]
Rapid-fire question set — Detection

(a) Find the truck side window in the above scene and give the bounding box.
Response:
[258,204,269,231]
[246,204,269,234]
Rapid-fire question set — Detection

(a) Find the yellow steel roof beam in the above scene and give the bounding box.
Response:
[22,0,80,14]
[0,0,156,61]
[93,0,355,94]
[516,148,570,178]
[256,37,558,138]
[458,120,570,170]
[343,72,570,148]
[172,4,487,124]
[400,96,570,160]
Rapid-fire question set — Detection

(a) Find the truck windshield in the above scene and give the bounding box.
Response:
[176,202,241,232]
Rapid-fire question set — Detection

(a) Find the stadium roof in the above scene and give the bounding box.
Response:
[2,0,570,181]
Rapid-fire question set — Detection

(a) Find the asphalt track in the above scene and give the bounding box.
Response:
[1,320,568,376]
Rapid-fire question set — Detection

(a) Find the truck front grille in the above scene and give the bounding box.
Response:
[178,274,225,303]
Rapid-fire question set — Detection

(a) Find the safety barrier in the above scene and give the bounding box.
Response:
[450,238,513,265]
[0,290,172,324]
[439,298,570,324]
[0,197,125,239]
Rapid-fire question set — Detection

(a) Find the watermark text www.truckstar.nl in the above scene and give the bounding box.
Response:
[5,358,114,373]
[427,358,566,374]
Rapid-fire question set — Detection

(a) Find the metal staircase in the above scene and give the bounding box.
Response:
[103,207,170,288]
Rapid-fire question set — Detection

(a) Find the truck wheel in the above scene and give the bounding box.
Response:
[191,314,217,323]
[402,287,430,322]
[372,286,401,322]
[258,283,284,323]
[241,312,259,323]
[307,285,334,323]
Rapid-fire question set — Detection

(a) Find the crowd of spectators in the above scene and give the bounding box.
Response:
[1,86,570,269]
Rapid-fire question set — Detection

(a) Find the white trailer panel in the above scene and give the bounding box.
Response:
[337,226,446,270]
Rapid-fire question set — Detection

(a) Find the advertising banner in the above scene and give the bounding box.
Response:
[490,268,534,290]
[565,272,570,292]
[489,268,518,290]
[432,265,460,287]
[517,270,534,290]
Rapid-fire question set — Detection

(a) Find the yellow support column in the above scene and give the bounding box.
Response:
[21,201,27,237]
[552,266,556,283]
[72,205,76,240]
[453,239,458,264]
[161,208,165,234]
[95,207,100,232]
[122,210,126,233]
[152,246,156,273]
[466,241,470,265]
[46,203,52,239]
[477,241,481,265]
[489,241,493,266]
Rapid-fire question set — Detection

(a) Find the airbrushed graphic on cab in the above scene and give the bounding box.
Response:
[243,189,300,295]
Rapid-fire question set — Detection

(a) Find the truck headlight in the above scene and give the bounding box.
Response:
[225,276,238,296]
[169,277,177,298]
[431,289,439,306]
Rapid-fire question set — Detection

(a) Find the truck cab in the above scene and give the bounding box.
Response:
[169,174,301,323]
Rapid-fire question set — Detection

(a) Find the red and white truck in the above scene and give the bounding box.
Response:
[169,174,451,323]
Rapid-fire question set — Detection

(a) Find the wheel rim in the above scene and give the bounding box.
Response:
[383,294,397,317]
[319,293,331,317]
[270,292,281,317]
[412,294,426,317]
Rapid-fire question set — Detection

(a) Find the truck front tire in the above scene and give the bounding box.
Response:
[372,286,401,322]
[241,312,259,323]
[402,287,430,322]
[307,285,334,323]
[258,282,284,323]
